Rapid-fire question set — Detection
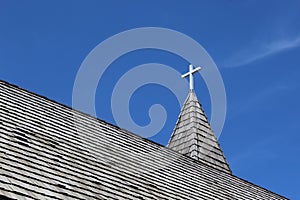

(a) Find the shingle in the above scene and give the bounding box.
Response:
[168,90,232,173]
[0,80,288,200]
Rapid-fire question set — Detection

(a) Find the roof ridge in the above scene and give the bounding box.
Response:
[0,80,232,173]
[0,79,233,174]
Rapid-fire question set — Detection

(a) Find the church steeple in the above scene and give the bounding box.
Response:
[167,65,231,173]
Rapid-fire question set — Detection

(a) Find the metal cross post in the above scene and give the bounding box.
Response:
[181,64,201,90]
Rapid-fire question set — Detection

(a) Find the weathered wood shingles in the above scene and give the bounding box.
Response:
[0,80,287,199]
[168,91,231,174]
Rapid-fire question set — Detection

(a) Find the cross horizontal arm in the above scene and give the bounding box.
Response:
[181,72,190,78]
[181,66,201,78]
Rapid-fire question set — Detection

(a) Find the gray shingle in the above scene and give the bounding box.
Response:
[0,80,288,199]
[168,90,231,173]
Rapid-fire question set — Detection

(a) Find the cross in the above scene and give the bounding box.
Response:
[181,64,201,90]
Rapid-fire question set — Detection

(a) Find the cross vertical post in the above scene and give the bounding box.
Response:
[181,64,201,90]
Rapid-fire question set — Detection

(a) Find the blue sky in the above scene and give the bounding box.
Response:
[1,1,300,199]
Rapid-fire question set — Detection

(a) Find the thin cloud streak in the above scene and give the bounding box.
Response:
[225,36,300,68]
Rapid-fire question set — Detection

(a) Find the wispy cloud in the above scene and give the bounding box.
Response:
[225,36,300,68]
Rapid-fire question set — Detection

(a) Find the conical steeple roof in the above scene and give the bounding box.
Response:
[168,90,231,173]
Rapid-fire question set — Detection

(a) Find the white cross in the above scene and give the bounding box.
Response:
[181,64,201,90]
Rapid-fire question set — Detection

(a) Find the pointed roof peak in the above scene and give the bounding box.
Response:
[168,69,231,173]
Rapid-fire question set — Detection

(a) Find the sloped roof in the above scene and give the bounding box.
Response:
[168,90,231,173]
[0,80,288,200]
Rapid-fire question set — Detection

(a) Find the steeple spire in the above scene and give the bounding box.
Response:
[168,64,231,173]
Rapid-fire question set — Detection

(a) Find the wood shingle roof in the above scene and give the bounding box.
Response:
[168,90,231,173]
[0,80,288,199]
